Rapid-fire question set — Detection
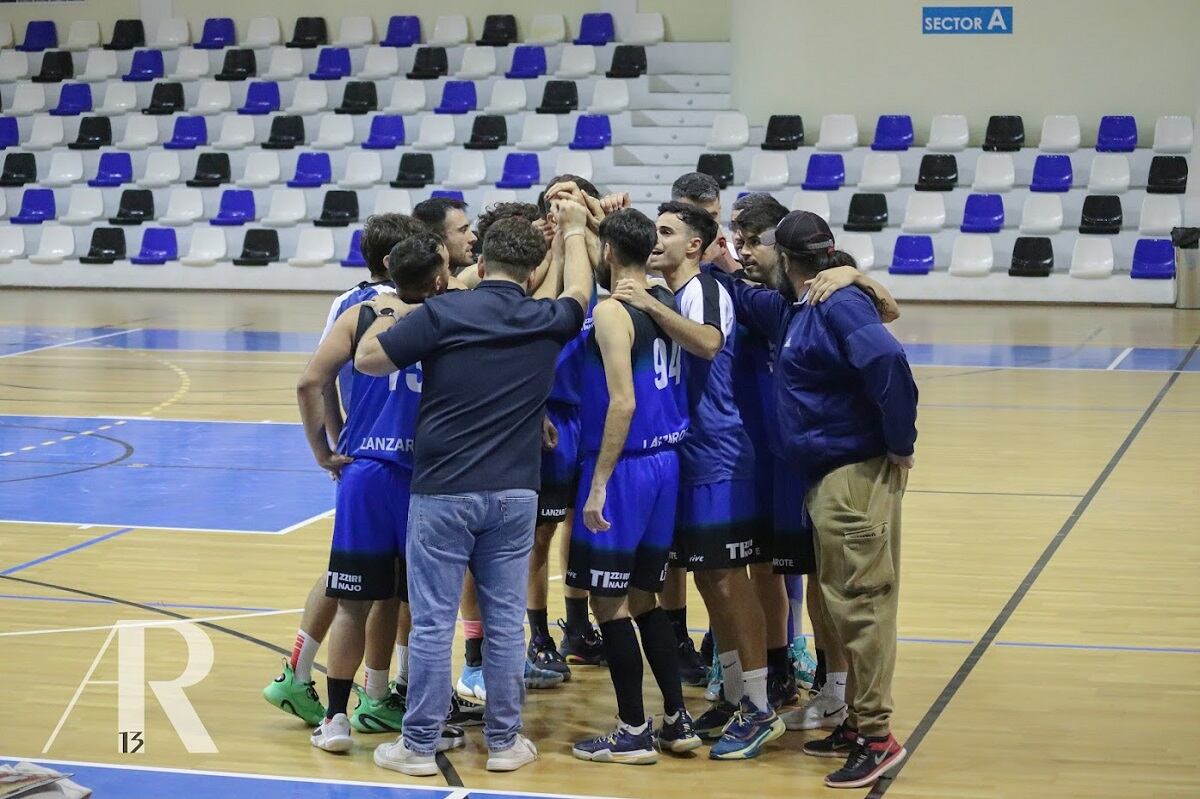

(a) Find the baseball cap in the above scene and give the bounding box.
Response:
[759,210,835,253]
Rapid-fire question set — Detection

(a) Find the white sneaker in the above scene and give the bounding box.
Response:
[486,734,539,772]
[781,688,847,731]
[311,713,353,752]
[374,737,438,777]
[438,724,466,752]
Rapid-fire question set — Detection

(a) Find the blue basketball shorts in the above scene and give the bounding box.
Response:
[671,477,762,571]
[326,457,411,601]
[566,448,679,597]
[538,401,581,525]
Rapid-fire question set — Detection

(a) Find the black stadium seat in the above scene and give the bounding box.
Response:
[606,45,647,78]
[314,190,359,227]
[80,228,126,264]
[407,47,449,80]
[186,153,231,187]
[234,229,280,266]
[215,49,256,81]
[1078,195,1122,234]
[1009,236,1053,277]
[1147,156,1187,194]
[69,116,112,150]
[844,193,888,232]
[109,189,155,225]
[142,82,185,115]
[464,115,507,150]
[262,116,305,150]
[537,80,578,114]
[761,115,804,150]
[477,15,518,46]
[916,154,958,191]
[391,153,435,188]
[104,19,145,51]
[336,82,377,115]
[33,50,73,83]
[0,153,37,187]
[697,153,734,189]
[287,17,328,49]
[983,115,1024,151]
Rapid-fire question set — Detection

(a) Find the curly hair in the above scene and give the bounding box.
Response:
[481,216,548,282]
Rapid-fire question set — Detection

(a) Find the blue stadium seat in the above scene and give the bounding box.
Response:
[87,152,133,187]
[381,16,421,47]
[1130,238,1174,279]
[50,84,92,116]
[801,153,845,191]
[431,190,465,202]
[1030,155,1073,192]
[287,152,332,187]
[164,116,207,149]
[435,81,477,114]
[196,18,236,50]
[310,47,351,81]
[362,114,405,149]
[574,13,614,45]
[1097,115,1137,152]
[495,153,540,189]
[211,189,255,225]
[238,81,280,115]
[872,115,914,151]
[0,119,20,150]
[889,235,934,274]
[18,21,58,52]
[341,229,366,267]
[570,114,611,149]
[131,228,177,264]
[506,46,547,79]
[123,49,165,82]
[11,189,56,224]
[961,193,1004,233]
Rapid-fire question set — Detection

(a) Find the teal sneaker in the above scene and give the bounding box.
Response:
[263,660,325,726]
[791,636,818,691]
[708,699,786,760]
[704,650,723,702]
[350,686,406,733]
[456,664,486,702]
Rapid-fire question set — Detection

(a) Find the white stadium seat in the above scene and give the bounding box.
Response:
[1039,115,1080,152]
[430,15,469,45]
[444,150,487,189]
[65,20,101,51]
[80,50,119,82]
[927,114,969,152]
[152,18,190,49]
[0,22,13,51]
[213,115,256,150]
[554,151,594,182]
[169,48,211,82]
[1138,195,1182,236]
[286,81,330,114]
[1019,194,1064,233]
[0,51,29,83]
[0,227,25,264]
[180,228,227,266]
[588,79,630,114]
[745,152,789,190]
[623,13,664,45]
[529,15,567,44]
[838,232,875,270]
[517,115,559,150]
[949,234,994,276]
[8,84,46,116]
[706,112,749,151]
[858,152,901,191]
[973,153,1015,191]
[482,189,519,207]
[334,16,374,47]
[816,114,858,151]
[1153,115,1193,153]
[457,47,497,79]
[262,189,307,227]
[790,191,831,221]
[373,189,413,215]
[556,45,596,78]
[1070,237,1114,279]
[192,81,232,115]
[338,151,383,188]
[244,17,282,48]
[160,188,205,226]
[385,81,427,114]
[44,151,84,187]
[25,116,65,151]
[359,47,400,80]
[413,115,456,150]
[288,228,335,267]
[95,82,137,115]
[237,151,282,187]
[485,80,527,115]
[262,48,303,81]
[903,193,946,232]
[29,226,75,265]
[1088,154,1130,192]
[138,151,182,188]
[60,188,104,225]
[118,115,159,150]
[313,114,355,150]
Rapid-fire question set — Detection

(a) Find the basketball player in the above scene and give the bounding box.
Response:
[613,202,783,760]
[568,208,701,765]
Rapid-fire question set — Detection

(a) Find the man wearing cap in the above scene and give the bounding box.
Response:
[730,211,917,790]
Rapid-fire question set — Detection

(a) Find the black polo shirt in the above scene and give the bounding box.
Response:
[377,280,586,495]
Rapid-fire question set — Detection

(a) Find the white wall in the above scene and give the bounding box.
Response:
[732,0,1200,145]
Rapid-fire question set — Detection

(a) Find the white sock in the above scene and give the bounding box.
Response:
[292,629,321,684]
[365,667,390,700]
[620,719,648,734]
[826,671,848,702]
[718,650,743,704]
[395,643,409,685]
[743,667,769,710]
[663,711,679,724]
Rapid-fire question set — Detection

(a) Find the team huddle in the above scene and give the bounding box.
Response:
[261,170,919,791]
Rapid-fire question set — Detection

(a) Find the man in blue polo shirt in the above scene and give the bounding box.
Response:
[355,202,595,777]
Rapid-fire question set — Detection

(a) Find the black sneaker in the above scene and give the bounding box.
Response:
[528,630,572,680]
[694,698,737,740]
[768,669,799,710]
[824,733,906,789]
[558,619,606,666]
[802,721,859,758]
[446,692,484,727]
[699,629,714,666]
[677,636,708,687]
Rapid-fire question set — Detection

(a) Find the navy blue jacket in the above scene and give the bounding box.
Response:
[731,281,918,481]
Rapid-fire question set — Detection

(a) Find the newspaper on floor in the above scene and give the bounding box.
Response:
[0,763,91,799]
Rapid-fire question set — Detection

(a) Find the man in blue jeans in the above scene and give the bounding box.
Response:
[356,201,595,776]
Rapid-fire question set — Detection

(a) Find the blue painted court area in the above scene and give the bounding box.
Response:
[0,415,333,533]
[1,325,1195,371]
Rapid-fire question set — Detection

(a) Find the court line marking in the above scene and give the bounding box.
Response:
[0,594,278,612]
[0,607,301,638]
[0,412,300,426]
[1105,346,1135,370]
[0,518,289,535]
[869,332,1200,798]
[0,328,143,359]
[0,527,135,576]
[274,509,334,535]
[0,419,128,459]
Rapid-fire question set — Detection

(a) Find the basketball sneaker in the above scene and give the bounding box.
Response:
[310,713,353,753]
[525,658,565,689]
[695,698,738,740]
[528,631,572,680]
[263,660,325,726]
[456,664,486,702]
[802,721,858,759]
[780,683,847,731]
[438,724,466,752]
[657,709,702,754]
[350,686,405,733]
[824,733,906,789]
[791,637,818,690]
[768,668,799,710]
[486,734,539,772]
[374,738,437,777]
[708,699,786,760]
[447,692,485,727]
[558,619,606,666]
[677,636,708,687]
[704,650,723,702]
[391,679,408,710]
[573,720,659,765]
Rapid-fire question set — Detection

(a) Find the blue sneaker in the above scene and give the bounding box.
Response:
[573,720,659,764]
[657,708,702,754]
[456,664,486,702]
[791,637,818,690]
[704,650,723,702]
[708,699,786,760]
[695,698,738,740]
[524,658,565,689]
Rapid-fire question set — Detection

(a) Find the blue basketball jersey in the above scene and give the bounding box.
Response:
[324,280,394,410]
[674,271,756,484]
[579,289,687,456]
[347,363,423,470]
[547,297,595,406]
[732,322,778,459]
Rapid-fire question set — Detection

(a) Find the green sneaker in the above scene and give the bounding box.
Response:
[350,686,406,733]
[262,660,325,726]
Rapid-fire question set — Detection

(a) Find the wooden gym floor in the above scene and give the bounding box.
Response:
[1,289,1198,799]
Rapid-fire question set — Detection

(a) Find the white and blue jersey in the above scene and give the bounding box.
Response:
[323,280,394,411]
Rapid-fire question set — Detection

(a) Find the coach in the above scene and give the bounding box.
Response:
[355,202,594,774]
